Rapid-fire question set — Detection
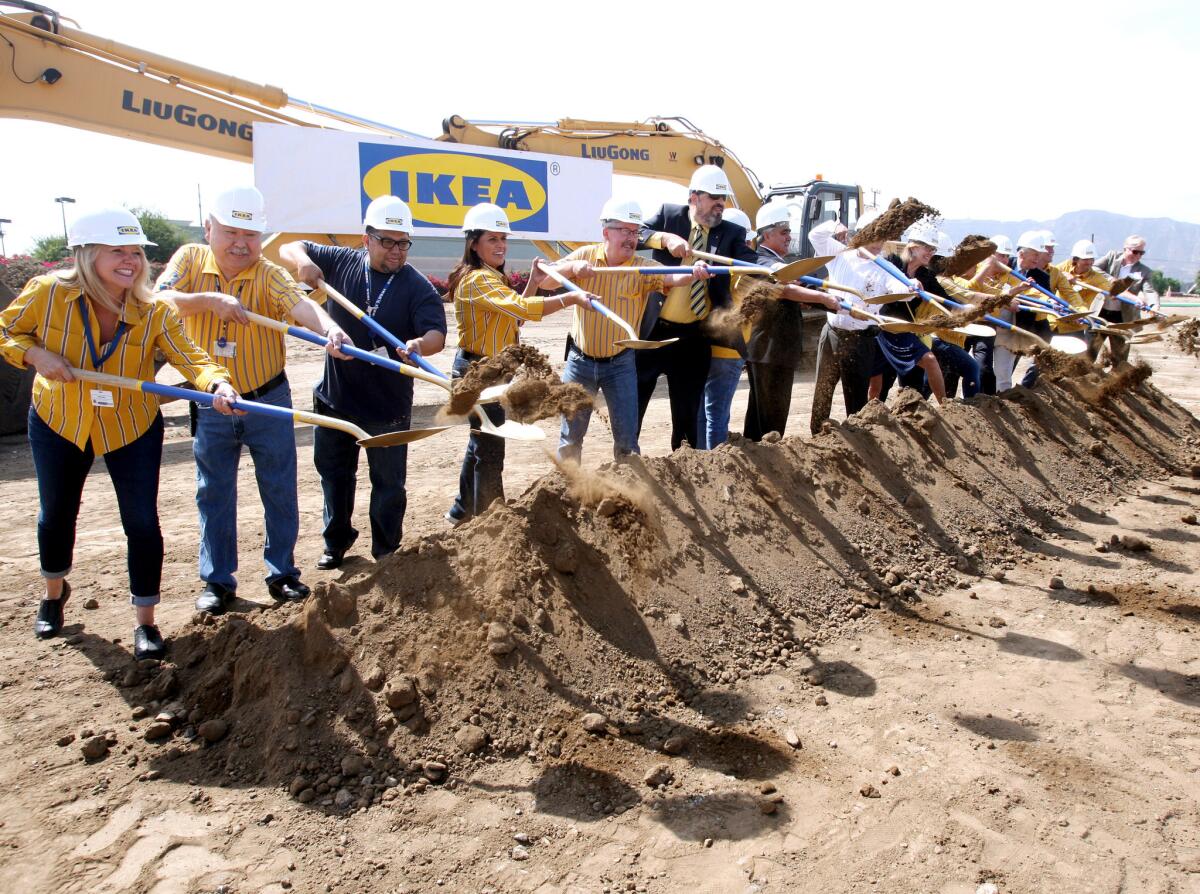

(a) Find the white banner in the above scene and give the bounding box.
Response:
[252,124,612,240]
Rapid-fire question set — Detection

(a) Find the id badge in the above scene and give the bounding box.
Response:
[214,340,237,358]
[90,389,115,408]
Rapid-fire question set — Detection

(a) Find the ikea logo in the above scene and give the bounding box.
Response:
[359,144,549,231]
[116,225,140,235]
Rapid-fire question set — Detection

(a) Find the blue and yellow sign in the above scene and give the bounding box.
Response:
[359,144,549,231]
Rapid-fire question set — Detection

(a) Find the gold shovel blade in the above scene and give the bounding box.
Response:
[954,323,997,337]
[478,383,508,404]
[880,321,937,335]
[771,256,836,282]
[615,337,680,350]
[358,426,455,447]
[863,292,918,306]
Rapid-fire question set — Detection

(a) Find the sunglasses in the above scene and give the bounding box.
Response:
[1128,248,1145,255]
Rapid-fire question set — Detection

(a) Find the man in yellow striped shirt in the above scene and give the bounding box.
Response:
[156,187,352,614]
[550,198,708,462]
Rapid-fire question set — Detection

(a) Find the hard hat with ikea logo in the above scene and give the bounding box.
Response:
[364,196,414,234]
[211,186,267,233]
[688,164,733,197]
[599,198,645,227]
[754,203,791,232]
[462,202,512,234]
[67,207,157,248]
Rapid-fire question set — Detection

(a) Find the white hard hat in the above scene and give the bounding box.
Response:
[462,202,511,234]
[599,197,645,226]
[364,196,414,234]
[1017,230,1052,252]
[67,207,156,249]
[1039,229,1057,247]
[688,164,733,197]
[722,207,752,232]
[754,203,791,232]
[1071,239,1096,259]
[990,234,1014,256]
[211,186,267,233]
[934,231,955,258]
[904,222,940,248]
[854,208,882,233]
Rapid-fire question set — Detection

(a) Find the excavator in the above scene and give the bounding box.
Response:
[0,1,861,429]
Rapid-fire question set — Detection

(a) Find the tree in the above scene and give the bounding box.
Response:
[31,235,67,261]
[128,208,189,263]
[1150,270,1171,294]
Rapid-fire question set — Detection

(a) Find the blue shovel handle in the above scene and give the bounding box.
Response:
[872,255,1015,331]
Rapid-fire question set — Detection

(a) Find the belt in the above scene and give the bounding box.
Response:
[568,339,622,364]
[241,371,288,402]
[652,319,703,334]
[458,349,485,363]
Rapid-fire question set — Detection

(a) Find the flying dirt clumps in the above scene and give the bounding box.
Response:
[1175,318,1200,358]
[442,344,561,419]
[849,197,940,248]
[705,279,776,341]
[940,235,997,278]
[501,377,593,424]
[1096,360,1154,401]
[921,289,1012,329]
[1035,348,1095,381]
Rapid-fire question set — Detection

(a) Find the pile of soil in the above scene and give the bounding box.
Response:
[119,363,1198,819]
[849,198,940,248]
[939,235,996,278]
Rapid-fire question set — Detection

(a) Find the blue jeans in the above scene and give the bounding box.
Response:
[558,346,640,463]
[696,356,745,449]
[193,379,300,589]
[29,408,164,606]
[313,395,410,559]
[932,340,981,398]
[448,351,505,522]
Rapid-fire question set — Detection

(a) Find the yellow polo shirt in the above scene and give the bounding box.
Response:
[0,273,228,453]
[155,244,305,394]
[453,265,545,358]
[563,245,665,358]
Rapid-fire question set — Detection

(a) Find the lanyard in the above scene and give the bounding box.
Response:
[363,260,396,318]
[78,297,128,369]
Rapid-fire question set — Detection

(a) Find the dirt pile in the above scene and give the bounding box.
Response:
[850,198,940,248]
[126,364,1198,818]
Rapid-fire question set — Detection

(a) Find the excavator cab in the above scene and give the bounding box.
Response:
[762,180,861,264]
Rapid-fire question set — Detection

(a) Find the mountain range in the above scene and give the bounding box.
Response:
[939,210,1199,282]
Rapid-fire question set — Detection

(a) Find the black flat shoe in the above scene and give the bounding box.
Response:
[317,548,346,570]
[195,582,235,615]
[268,576,310,602]
[133,624,166,661]
[34,581,70,639]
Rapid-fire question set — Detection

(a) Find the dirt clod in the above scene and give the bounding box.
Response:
[850,198,940,248]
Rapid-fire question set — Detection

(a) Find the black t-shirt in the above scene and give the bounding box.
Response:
[304,243,447,423]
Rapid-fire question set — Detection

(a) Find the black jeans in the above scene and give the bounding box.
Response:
[449,350,506,521]
[313,395,410,559]
[28,408,164,605]
[811,324,878,434]
[744,362,795,441]
[961,335,996,395]
[635,319,710,450]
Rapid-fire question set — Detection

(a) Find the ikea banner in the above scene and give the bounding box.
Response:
[253,124,612,239]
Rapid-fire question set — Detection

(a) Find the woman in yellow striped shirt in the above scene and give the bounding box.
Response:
[445,203,589,525]
[0,208,237,660]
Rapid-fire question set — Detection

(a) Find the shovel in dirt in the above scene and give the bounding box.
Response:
[68,368,445,447]
[316,283,544,441]
[535,261,678,350]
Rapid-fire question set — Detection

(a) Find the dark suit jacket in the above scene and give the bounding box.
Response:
[1096,250,1154,322]
[637,203,758,337]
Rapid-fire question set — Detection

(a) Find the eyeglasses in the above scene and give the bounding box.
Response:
[369,232,413,251]
[1128,248,1145,255]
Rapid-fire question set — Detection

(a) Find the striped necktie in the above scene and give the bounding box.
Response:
[688,225,709,318]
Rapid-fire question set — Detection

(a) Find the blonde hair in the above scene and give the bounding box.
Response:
[57,244,152,314]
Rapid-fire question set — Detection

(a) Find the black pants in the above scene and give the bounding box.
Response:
[449,351,506,521]
[811,324,877,434]
[959,335,996,395]
[1089,307,1130,364]
[636,320,710,450]
[744,362,795,441]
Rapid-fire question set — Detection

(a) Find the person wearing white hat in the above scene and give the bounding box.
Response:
[721,208,755,247]
[808,209,888,433]
[634,164,758,450]
[156,186,352,614]
[279,197,447,568]
[1094,235,1156,364]
[0,208,237,658]
[445,203,593,525]
[1049,239,1112,350]
[548,198,709,461]
[1005,230,1059,388]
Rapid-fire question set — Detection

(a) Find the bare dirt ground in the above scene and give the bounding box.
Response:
[0,312,1199,894]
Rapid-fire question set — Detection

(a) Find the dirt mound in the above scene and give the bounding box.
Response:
[849,198,940,248]
[442,343,553,417]
[135,372,1199,817]
[941,235,996,278]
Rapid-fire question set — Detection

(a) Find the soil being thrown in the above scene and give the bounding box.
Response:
[921,289,1012,329]
[940,235,997,278]
[1174,318,1200,357]
[132,356,1200,823]
[441,343,557,418]
[850,197,940,248]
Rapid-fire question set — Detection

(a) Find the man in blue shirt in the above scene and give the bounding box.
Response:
[280,197,447,568]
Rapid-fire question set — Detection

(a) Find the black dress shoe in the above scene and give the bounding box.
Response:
[34,581,70,640]
[133,624,166,661]
[268,576,310,602]
[195,582,234,615]
[317,548,346,570]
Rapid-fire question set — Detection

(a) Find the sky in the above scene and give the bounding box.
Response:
[2,0,1198,255]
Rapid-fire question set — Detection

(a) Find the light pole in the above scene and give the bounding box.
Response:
[0,219,10,257]
[54,196,75,255]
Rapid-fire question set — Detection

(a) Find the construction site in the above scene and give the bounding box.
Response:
[2,3,1200,894]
